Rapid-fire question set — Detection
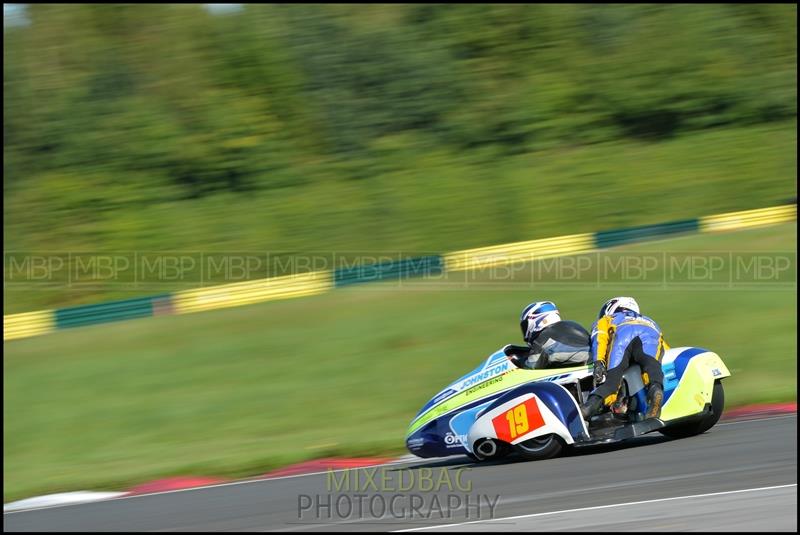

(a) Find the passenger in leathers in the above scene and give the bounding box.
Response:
[581,297,667,420]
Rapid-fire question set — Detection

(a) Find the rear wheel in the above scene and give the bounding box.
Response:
[659,381,725,439]
[513,433,565,460]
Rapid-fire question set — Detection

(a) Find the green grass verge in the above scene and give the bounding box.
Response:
[3,223,796,502]
[4,121,797,313]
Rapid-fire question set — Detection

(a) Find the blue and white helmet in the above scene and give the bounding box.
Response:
[598,296,640,319]
[520,301,561,345]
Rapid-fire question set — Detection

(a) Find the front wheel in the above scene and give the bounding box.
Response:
[513,433,565,460]
[659,380,725,439]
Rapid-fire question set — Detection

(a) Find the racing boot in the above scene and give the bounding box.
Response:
[645,382,664,419]
[611,396,628,416]
[580,394,603,421]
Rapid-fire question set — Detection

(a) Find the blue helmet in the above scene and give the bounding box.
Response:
[520,301,561,345]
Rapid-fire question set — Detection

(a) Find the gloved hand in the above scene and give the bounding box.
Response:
[504,344,534,368]
[503,344,532,357]
[593,361,607,385]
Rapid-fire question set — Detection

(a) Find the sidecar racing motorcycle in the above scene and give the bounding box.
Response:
[405,324,729,462]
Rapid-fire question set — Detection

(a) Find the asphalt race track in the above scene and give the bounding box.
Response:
[4,415,797,532]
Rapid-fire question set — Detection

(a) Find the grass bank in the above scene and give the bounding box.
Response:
[5,121,797,313]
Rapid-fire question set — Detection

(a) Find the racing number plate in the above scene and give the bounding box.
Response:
[491,397,545,442]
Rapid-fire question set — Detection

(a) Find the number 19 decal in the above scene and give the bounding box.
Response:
[491,397,545,443]
[505,404,529,439]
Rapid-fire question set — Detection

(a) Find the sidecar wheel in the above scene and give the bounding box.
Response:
[513,434,564,460]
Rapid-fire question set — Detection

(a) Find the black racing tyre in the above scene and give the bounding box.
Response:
[513,433,565,460]
[659,380,725,439]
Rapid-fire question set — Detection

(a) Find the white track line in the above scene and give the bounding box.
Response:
[393,483,798,532]
[3,492,128,513]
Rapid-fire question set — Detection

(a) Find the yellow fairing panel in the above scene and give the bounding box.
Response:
[661,352,730,421]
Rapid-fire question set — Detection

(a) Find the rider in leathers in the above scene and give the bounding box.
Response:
[505,301,590,370]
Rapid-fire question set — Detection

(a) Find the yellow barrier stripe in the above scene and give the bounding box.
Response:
[707,204,795,221]
[445,233,595,272]
[450,233,593,256]
[3,310,56,341]
[700,204,796,233]
[447,246,594,272]
[173,272,331,314]
[172,270,333,315]
[706,209,796,226]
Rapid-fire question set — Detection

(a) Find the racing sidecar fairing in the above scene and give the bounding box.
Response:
[405,346,730,461]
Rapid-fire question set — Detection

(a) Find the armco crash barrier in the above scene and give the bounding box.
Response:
[171,270,332,314]
[334,255,443,287]
[700,204,796,233]
[594,219,699,248]
[3,203,796,341]
[444,233,595,272]
[55,295,172,330]
[4,310,57,341]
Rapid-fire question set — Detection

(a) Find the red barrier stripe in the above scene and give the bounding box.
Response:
[121,457,394,496]
[126,476,229,495]
[261,457,394,479]
[722,402,796,420]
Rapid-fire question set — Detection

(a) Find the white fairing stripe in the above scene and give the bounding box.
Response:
[661,346,694,365]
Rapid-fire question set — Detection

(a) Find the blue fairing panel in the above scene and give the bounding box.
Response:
[406,397,496,458]
[663,347,711,404]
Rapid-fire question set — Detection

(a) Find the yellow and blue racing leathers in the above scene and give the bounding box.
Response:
[589,311,669,407]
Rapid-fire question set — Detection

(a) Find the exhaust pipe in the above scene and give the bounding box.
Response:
[476,439,497,458]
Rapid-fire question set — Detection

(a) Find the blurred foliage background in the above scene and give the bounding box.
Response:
[3,4,797,313]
